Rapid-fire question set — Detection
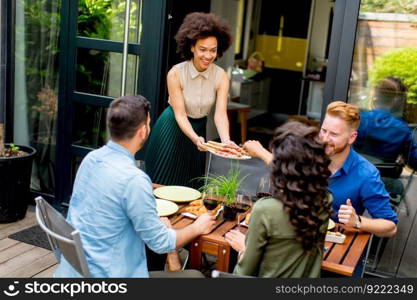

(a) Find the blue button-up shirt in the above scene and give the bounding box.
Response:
[54,141,176,277]
[328,148,398,224]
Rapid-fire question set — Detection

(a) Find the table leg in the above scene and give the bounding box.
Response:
[189,238,202,270]
[216,244,231,272]
[240,111,248,144]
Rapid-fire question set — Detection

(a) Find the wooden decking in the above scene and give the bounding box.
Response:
[0,206,58,277]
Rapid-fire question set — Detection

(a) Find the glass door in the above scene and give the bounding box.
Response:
[56,0,166,205]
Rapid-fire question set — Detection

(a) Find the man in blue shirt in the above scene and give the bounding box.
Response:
[320,101,397,237]
[355,77,417,197]
[242,101,397,238]
[55,95,215,277]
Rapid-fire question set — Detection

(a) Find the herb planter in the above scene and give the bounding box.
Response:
[0,144,37,223]
[223,204,238,221]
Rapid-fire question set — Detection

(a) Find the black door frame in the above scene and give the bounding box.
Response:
[55,0,167,206]
[322,0,361,119]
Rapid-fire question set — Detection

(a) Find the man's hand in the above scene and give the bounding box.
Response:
[225,229,246,252]
[160,217,172,228]
[193,213,216,235]
[338,199,360,227]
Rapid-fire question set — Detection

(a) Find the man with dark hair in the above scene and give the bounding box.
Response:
[55,95,215,277]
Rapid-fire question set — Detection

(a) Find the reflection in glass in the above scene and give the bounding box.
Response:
[72,103,108,149]
[75,48,139,97]
[13,0,61,194]
[78,0,142,43]
[347,2,417,278]
[301,0,333,121]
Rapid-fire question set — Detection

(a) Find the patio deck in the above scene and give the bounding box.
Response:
[0,170,416,279]
[0,207,57,277]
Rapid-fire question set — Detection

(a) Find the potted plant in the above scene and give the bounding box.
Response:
[198,164,248,221]
[0,124,37,223]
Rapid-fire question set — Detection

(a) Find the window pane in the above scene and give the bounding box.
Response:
[75,48,139,97]
[72,103,108,149]
[13,0,61,194]
[78,0,142,43]
[347,2,417,278]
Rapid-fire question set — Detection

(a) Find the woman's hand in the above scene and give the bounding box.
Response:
[194,136,207,151]
[242,140,264,157]
[242,140,273,164]
[225,229,246,252]
[222,140,238,147]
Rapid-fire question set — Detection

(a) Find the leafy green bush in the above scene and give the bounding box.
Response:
[368,48,417,104]
[360,0,417,14]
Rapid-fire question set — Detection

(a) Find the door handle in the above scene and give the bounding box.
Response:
[276,15,284,52]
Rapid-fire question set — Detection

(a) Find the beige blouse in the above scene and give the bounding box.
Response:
[168,60,225,119]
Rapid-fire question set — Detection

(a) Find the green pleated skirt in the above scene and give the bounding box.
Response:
[144,106,207,189]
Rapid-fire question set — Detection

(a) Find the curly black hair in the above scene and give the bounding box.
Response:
[175,12,232,60]
[269,121,332,252]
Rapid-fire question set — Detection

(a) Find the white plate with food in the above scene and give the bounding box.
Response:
[156,199,179,217]
[203,141,251,160]
[328,219,336,230]
[154,186,201,202]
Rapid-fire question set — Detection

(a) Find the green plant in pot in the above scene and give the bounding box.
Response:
[198,163,248,221]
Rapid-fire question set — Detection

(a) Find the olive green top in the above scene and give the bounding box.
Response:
[234,195,331,278]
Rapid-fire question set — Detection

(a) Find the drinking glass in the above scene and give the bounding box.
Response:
[236,192,250,230]
[203,186,219,211]
[256,175,272,199]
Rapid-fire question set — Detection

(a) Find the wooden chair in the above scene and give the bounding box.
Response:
[35,196,91,277]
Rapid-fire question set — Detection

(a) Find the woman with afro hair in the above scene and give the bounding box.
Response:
[144,12,235,188]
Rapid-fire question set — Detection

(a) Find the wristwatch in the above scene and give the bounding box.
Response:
[354,215,362,229]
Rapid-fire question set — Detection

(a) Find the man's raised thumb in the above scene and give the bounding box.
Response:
[346,199,352,206]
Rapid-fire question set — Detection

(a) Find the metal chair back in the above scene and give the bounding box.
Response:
[35,196,91,277]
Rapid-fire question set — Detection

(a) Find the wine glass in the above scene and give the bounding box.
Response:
[203,186,219,211]
[256,175,272,200]
[236,192,250,230]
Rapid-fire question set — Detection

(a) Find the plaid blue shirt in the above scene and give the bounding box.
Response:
[329,148,398,224]
[54,140,176,277]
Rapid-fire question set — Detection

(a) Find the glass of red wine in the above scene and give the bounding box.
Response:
[256,175,272,200]
[203,186,219,211]
[236,192,250,230]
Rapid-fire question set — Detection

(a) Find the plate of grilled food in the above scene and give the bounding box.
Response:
[182,199,223,219]
[203,141,251,160]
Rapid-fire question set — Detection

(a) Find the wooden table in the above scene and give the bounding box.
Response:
[153,183,372,277]
[173,210,370,276]
[321,224,372,277]
[170,204,250,272]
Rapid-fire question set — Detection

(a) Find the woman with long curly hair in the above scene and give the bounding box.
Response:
[225,121,332,277]
[144,12,235,188]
